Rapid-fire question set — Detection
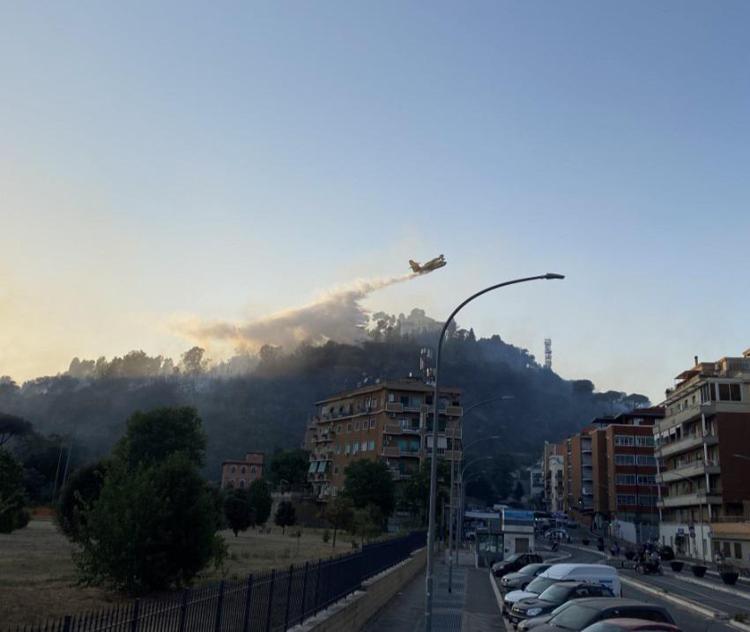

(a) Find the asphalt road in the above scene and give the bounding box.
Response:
[559,544,748,632]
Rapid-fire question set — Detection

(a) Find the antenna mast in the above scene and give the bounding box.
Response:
[544,338,552,370]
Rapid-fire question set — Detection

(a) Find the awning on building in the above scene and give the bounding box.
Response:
[308,461,318,473]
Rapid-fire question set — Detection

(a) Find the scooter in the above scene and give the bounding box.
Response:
[635,560,662,575]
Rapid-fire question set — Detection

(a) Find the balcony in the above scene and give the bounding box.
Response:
[657,461,721,483]
[445,406,463,417]
[385,402,404,413]
[658,432,717,458]
[657,492,722,508]
[381,446,420,458]
[383,423,420,435]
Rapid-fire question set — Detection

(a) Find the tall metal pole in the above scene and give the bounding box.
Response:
[424,273,564,632]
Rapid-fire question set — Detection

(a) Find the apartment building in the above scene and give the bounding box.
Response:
[221,452,264,489]
[560,408,663,542]
[304,378,463,502]
[604,407,664,543]
[655,351,750,561]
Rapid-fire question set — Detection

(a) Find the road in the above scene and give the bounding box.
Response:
[559,544,750,632]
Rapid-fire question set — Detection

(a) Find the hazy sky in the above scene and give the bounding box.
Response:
[1,2,749,402]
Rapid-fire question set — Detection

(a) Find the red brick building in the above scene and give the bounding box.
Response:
[221,452,265,489]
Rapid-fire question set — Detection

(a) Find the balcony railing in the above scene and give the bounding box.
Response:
[658,432,718,457]
[657,492,722,508]
[657,461,720,483]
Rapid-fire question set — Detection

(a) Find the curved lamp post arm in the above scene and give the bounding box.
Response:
[425,272,564,631]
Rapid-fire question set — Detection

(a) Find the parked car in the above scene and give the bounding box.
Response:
[581,618,680,632]
[516,598,675,632]
[501,563,554,592]
[492,552,544,578]
[504,564,621,615]
[508,581,613,626]
[657,546,675,561]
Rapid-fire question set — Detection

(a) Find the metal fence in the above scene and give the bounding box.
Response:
[9,531,425,632]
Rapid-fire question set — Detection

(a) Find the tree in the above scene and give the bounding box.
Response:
[77,453,222,594]
[0,449,29,533]
[57,460,108,542]
[247,478,272,525]
[351,504,384,544]
[512,480,524,502]
[342,460,395,523]
[397,460,450,526]
[268,449,310,491]
[223,489,255,536]
[274,500,296,534]
[0,413,33,447]
[114,407,206,470]
[325,495,354,548]
[181,346,207,375]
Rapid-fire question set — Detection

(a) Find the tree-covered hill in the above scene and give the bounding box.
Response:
[0,317,648,491]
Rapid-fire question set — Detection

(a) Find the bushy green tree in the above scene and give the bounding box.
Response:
[73,407,222,594]
[224,489,255,536]
[352,504,384,544]
[0,448,29,533]
[343,459,395,524]
[247,478,272,525]
[114,407,206,471]
[274,500,296,534]
[56,460,109,542]
[397,460,450,526]
[268,449,310,491]
[78,454,222,593]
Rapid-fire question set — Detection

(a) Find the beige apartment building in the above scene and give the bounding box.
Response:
[655,350,750,565]
[304,378,463,502]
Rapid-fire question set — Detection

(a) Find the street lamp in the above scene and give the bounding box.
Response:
[424,272,565,632]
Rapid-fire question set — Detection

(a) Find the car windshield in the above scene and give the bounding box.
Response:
[548,604,599,630]
[537,584,574,603]
[525,576,558,594]
[519,564,545,575]
[505,554,522,563]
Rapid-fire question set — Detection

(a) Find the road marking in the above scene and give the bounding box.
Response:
[671,575,750,601]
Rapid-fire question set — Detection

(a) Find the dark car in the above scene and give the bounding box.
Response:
[517,598,675,632]
[500,563,553,592]
[582,618,680,632]
[492,552,544,578]
[509,581,613,626]
[657,546,675,561]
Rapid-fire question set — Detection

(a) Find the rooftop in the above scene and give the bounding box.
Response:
[315,378,461,405]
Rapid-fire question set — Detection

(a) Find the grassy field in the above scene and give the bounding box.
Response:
[0,518,353,627]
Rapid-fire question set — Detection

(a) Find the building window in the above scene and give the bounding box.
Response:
[368,440,375,451]
[240,466,246,474]
[370,418,376,429]
[345,443,351,455]
[722,542,731,558]
[701,383,716,403]
[615,435,635,447]
[636,455,656,466]
[616,474,636,485]
[250,466,256,474]
[718,383,742,402]
[616,494,636,505]
[230,465,236,474]
[734,542,743,559]
[635,436,654,447]
[353,442,360,454]
[239,479,245,488]
[614,454,635,465]
[347,423,352,432]
[336,424,342,433]
[637,475,656,485]
[354,421,360,431]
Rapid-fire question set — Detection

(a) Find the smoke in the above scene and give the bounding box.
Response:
[179,273,419,353]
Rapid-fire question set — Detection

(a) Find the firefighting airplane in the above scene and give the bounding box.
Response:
[409,254,447,274]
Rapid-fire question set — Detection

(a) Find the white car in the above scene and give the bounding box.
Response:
[503,564,621,615]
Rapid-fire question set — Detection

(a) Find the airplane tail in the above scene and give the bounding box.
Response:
[408,260,420,272]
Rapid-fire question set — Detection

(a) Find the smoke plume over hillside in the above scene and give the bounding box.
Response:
[180,273,419,353]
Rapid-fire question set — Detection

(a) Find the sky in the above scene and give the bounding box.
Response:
[1,1,749,402]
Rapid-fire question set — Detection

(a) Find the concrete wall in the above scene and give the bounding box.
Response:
[292,548,426,632]
[659,522,712,561]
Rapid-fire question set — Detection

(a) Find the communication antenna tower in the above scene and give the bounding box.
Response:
[544,338,552,370]
[420,347,435,383]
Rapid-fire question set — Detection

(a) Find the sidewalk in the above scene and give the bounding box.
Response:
[364,549,502,632]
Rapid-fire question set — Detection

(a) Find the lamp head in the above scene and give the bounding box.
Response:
[545,273,565,280]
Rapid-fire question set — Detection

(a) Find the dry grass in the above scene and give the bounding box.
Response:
[0,519,351,627]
